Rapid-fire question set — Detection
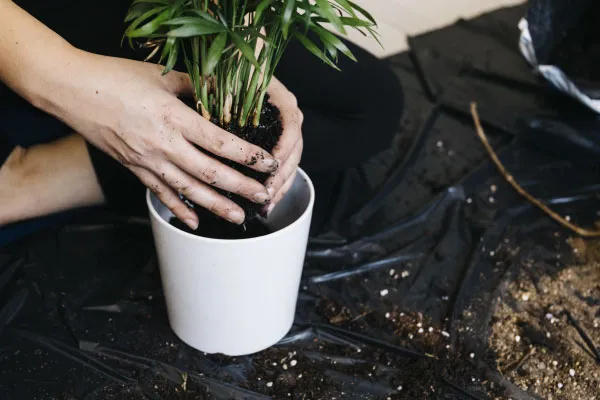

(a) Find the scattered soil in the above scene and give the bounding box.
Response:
[169,98,282,239]
[240,299,487,399]
[488,237,600,399]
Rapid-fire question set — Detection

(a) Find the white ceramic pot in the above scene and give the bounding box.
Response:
[146,168,314,356]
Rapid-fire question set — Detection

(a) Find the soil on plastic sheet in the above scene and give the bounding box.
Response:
[549,1,600,83]
[240,300,487,399]
[169,99,282,240]
[488,236,600,399]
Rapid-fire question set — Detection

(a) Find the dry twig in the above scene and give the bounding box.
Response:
[470,102,600,238]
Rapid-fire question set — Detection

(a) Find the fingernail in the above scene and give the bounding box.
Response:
[185,218,199,230]
[267,185,276,197]
[264,158,279,172]
[226,209,245,224]
[253,191,271,204]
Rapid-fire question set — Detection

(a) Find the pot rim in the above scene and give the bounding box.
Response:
[146,167,315,244]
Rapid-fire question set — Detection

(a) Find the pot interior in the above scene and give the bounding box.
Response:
[148,168,314,237]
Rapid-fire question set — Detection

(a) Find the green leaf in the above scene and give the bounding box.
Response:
[329,0,358,18]
[254,0,273,23]
[322,38,338,60]
[312,16,373,27]
[125,3,157,23]
[130,0,169,5]
[190,9,219,21]
[127,0,170,17]
[162,16,220,26]
[281,0,296,39]
[126,7,170,38]
[293,31,339,71]
[159,36,176,63]
[310,24,356,61]
[163,39,179,75]
[204,32,228,75]
[240,27,272,44]
[166,21,227,37]
[301,0,312,32]
[214,8,229,29]
[346,0,377,25]
[230,32,260,68]
[315,0,345,35]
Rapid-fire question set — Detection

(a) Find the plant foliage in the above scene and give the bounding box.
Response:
[125,0,378,127]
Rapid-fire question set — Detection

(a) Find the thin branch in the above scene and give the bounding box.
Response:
[470,102,600,238]
[501,347,535,374]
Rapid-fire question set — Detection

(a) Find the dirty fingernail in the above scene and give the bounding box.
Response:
[267,185,276,197]
[226,209,245,224]
[185,218,199,230]
[253,191,271,204]
[264,158,279,172]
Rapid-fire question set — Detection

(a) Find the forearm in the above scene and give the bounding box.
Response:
[0,0,79,110]
[0,135,105,227]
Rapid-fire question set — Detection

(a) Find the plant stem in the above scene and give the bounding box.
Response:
[252,88,268,127]
[218,62,225,125]
[200,37,210,118]
[239,45,268,127]
[235,58,250,122]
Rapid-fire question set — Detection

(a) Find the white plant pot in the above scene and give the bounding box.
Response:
[146,168,315,356]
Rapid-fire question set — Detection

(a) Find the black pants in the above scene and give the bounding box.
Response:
[0,1,404,233]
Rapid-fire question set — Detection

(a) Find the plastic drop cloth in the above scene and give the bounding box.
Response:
[520,0,600,113]
[2,4,600,400]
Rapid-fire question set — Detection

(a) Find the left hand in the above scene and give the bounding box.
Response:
[263,77,304,215]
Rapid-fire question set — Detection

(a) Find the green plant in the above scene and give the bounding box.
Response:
[124,0,378,129]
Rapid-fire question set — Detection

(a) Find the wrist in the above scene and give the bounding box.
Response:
[0,0,84,116]
[25,45,86,115]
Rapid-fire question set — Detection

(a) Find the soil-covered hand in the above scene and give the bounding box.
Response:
[0,1,282,229]
[37,52,280,229]
[262,77,304,215]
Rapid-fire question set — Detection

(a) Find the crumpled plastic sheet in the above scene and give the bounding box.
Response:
[520,0,600,111]
[2,4,600,399]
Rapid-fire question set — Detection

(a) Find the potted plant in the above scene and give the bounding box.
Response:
[125,0,377,356]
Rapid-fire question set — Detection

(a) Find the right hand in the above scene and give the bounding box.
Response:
[39,51,279,229]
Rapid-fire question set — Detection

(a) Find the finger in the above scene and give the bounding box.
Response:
[130,165,199,230]
[180,109,279,174]
[273,115,302,166]
[157,161,246,224]
[265,170,297,216]
[267,78,303,161]
[167,140,271,205]
[264,138,303,197]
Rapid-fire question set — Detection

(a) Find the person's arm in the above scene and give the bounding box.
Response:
[0,1,76,107]
[0,135,105,227]
[0,0,302,229]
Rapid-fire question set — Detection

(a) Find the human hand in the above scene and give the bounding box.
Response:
[38,51,279,229]
[262,77,304,215]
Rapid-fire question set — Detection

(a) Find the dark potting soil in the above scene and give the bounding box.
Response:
[170,208,271,240]
[169,98,282,239]
[548,1,600,83]
[487,236,600,399]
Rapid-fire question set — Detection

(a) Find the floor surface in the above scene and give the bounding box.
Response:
[347,0,525,57]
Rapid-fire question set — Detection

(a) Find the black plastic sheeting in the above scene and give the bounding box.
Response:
[526,0,600,92]
[2,4,600,399]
